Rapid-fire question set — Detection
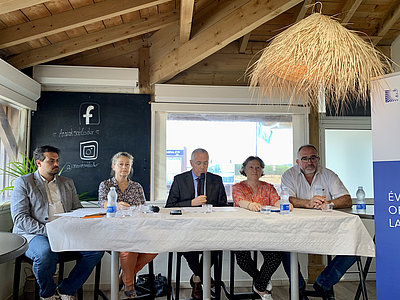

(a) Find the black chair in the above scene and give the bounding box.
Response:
[95,252,155,300]
[220,251,259,300]
[167,251,222,300]
[13,254,106,300]
[302,256,368,300]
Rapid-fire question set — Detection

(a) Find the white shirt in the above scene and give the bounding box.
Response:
[41,175,64,221]
[281,165,349,201]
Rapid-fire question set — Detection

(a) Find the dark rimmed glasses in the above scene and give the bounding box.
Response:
[300,155,319,163]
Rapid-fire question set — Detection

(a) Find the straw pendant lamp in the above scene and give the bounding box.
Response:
[249,7,392,111]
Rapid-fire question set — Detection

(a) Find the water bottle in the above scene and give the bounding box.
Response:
[106,187,118,218]
[280,187,290,215]
[356,186,366,213]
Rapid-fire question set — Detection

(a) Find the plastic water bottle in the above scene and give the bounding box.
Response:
[356,186,366,213]
[106,187,118,218]
[280,187,290,215]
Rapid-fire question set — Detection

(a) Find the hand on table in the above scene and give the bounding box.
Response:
[248,202,260,212]
[192,195,207,206]
[117,201,130,210]
[310,195,326,209]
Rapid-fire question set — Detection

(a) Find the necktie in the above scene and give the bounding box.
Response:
[196,177,202,196]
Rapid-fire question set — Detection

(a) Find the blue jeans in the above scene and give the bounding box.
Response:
[282,252,306,289]
[25,235,104,297]
[316,255,357,290]
[282,252,357,290]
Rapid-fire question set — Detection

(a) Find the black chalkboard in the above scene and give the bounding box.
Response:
[30,91,151,200]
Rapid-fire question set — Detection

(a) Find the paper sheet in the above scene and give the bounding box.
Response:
[55,207,106,218]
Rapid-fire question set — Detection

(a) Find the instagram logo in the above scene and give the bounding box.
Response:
[79,103,100,125]
[80,141,98,160]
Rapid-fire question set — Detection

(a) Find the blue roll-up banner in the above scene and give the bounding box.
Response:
[371,72,400,299]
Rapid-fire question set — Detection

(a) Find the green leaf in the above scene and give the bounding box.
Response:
[0,153,37,194]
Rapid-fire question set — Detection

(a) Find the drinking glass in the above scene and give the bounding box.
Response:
[321,202,334,212]
[202,204,213,213]
[118,205,131,217]
[260,205,271,214]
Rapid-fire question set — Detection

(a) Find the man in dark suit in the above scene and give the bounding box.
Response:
[166,148,227,299]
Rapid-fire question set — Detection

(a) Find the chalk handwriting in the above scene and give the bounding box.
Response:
[63,162,99,172]
[53,128,100,138]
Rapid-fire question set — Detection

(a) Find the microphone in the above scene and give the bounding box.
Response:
[199,173,205,196]
[149,205,160,213]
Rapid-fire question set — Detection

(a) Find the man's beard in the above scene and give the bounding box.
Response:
[48,168,59,176]
[302,165,316,175]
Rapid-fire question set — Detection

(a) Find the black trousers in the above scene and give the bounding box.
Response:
[183,251,220,281]
[235,251,282,292]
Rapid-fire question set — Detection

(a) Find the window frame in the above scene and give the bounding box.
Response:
[319,115,373,202]
[151,101,309,202]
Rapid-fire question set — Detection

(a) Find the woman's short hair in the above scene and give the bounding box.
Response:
[240,156,265,176]
[110,152,134,177]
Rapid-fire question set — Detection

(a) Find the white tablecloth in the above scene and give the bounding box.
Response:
[47,207,375,257]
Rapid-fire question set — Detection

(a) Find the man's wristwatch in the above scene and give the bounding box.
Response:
[330,201,335,208]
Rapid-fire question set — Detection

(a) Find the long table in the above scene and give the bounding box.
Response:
[46,207,375,300]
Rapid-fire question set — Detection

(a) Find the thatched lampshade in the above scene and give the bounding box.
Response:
[249,12,392,110]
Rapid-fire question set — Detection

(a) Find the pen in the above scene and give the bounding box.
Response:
[81,215,104,219]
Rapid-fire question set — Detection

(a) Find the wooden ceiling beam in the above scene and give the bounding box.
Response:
[0,0,171,49]
[294,0,313,23]
[0,0,50,15]
[239,33,250,54]
[7,11,178,69]
[340,0,363,24]
[373,2,400,45]
[180,0,195,43]
[150,0,303,84]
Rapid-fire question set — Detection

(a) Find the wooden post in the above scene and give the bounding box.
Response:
[139,47,151,94]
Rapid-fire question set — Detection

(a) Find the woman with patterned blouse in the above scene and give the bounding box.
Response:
[232,156,290,300]
[98,152,157,299]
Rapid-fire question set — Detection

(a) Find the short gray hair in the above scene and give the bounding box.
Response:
[191,148,208,160]
[110,152,134,177]
[297,144,318,157]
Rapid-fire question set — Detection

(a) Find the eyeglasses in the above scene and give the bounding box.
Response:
[300,155,319,163]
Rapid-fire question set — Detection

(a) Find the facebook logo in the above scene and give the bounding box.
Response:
[79,103,100,125]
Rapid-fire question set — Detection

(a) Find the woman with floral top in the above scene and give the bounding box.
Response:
[98,152,157,299]
[232,156,290,300]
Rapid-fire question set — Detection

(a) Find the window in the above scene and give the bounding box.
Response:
[165,113,294,199]
[0,104,28,203]
[151,98,308,202]
[321,117,373,199]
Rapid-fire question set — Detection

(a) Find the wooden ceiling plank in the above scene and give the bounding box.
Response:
[294,0,313,23]
[64,40,145,65]
[374,2,400,45]
[0,0,171,48]
[7,10,179,69]
[0,0,50,15]
[340,0,363,24]
[239,33,250,54]
[180,0,195,43]
[150,0,303,84]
